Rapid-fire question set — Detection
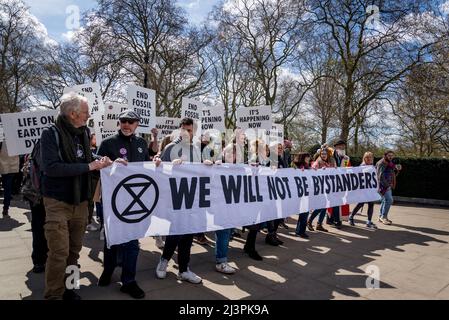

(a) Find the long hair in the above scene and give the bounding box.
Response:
[295,152,311,168]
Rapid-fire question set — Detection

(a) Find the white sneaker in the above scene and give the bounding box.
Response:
[99,228,105,241]
[155,236,165,249]
[178,269,202,284]
[215,262,236,274]
[86,224,98,231]
[156,258,169,279]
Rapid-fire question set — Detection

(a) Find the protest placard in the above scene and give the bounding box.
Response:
[201,107,225,132]
[155,117,181,141]
[1,110,58,156]
[127,85,156,134]
[266,123,284,144]
[236,105,272,130]
[63,83,105,116]
[104,103,129,131]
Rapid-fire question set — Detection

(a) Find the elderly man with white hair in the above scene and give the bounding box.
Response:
[40,92,112,300]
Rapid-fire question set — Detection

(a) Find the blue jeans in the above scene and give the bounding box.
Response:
[1,173,14,211]
[103,240,139,285]
[309,208,327,224]
[95,202,103,227]
[296,212,309,235]
[380,189,393,219]
[215,229,232,264]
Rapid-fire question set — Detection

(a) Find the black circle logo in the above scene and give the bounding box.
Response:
[111,174,159,223]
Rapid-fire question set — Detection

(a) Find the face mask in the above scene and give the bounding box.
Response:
[337,149,346,157]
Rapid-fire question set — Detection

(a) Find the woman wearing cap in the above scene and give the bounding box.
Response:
[307,146,336,232]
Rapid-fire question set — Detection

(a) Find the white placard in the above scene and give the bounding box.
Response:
[236,105,272,130]
[155,117,181,140]
[201,107,225,132]
[266,124,284,144]
[181,97,203,122]
[93,112,116,146]
[127,85,156,134]
[63,83,105,116]
[0,125,4,142]
[103,103,129,131]
[1,110,58,156]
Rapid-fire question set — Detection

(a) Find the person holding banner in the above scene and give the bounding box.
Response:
[40,92,112,300]
[349,152,377,229]
[376,150,401,225]
[291,152,312,238]
[209,144,237,275]
[307,146,337,232]
[96,110,150,299]
[0,142,20,217]
[264,142,288,246]
[326,140,351,229]
[241,138,271,261]
[155,118,212,284]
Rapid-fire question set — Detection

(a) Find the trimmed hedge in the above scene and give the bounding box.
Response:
[349,157,449,201]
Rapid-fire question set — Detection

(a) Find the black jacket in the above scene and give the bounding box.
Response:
[97,130,150,162]
[40,126,90,205]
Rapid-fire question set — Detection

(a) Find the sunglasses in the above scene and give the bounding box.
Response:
[120,119,138,124]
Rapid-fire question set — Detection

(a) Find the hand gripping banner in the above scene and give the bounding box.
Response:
[101,163,381,246]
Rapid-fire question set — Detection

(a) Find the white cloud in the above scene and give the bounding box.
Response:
[22,0,73,17]
[441,1,449,14]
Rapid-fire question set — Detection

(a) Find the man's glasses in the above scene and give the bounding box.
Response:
[120,119,138,124]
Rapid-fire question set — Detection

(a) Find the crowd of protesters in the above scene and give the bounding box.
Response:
[0,92,402,300]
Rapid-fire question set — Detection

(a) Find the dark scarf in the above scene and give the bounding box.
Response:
[55,115,93,205]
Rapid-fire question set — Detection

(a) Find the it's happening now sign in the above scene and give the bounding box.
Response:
[101,163,380,246]
[236,105,272,130]
[1,110,58,156]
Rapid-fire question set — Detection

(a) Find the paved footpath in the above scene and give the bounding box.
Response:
[1,197,448,300]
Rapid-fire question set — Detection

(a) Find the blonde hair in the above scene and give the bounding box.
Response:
[363,151,374,163]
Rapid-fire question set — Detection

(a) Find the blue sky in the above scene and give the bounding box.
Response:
[23,0,218,42]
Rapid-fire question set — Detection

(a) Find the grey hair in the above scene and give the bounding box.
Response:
[59,92,89,116]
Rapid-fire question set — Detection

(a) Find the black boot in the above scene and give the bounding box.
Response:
[265,233,279,246]
[120,281,145,299]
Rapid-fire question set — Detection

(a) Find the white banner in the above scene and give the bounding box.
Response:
[236,105,272,130]
[127,85,156,134]
[201,107,225,132]
[155,117,181,141]
[1,110,58,156]
[101,163,381,246]
[104,103,128,131]
[0,125,4,142]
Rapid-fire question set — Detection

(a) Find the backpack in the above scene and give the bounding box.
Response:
[21,126,60,205]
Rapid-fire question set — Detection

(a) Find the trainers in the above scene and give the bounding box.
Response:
[280,220,289,229]
[386,218,393,224]
[215,262,236,274]
[155,236,165,249]
[349,218,355,226]
[62,289,81,301]
[295,233,309,239]
[156,258,169,279]
[366,222,378,229]
[379,217,391,225]
[32,264,45,273]
[86,224,98,231]
[195,234,208,245]
[178,269,202,284]
[99,227,105,241]
[120,281,145,299]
